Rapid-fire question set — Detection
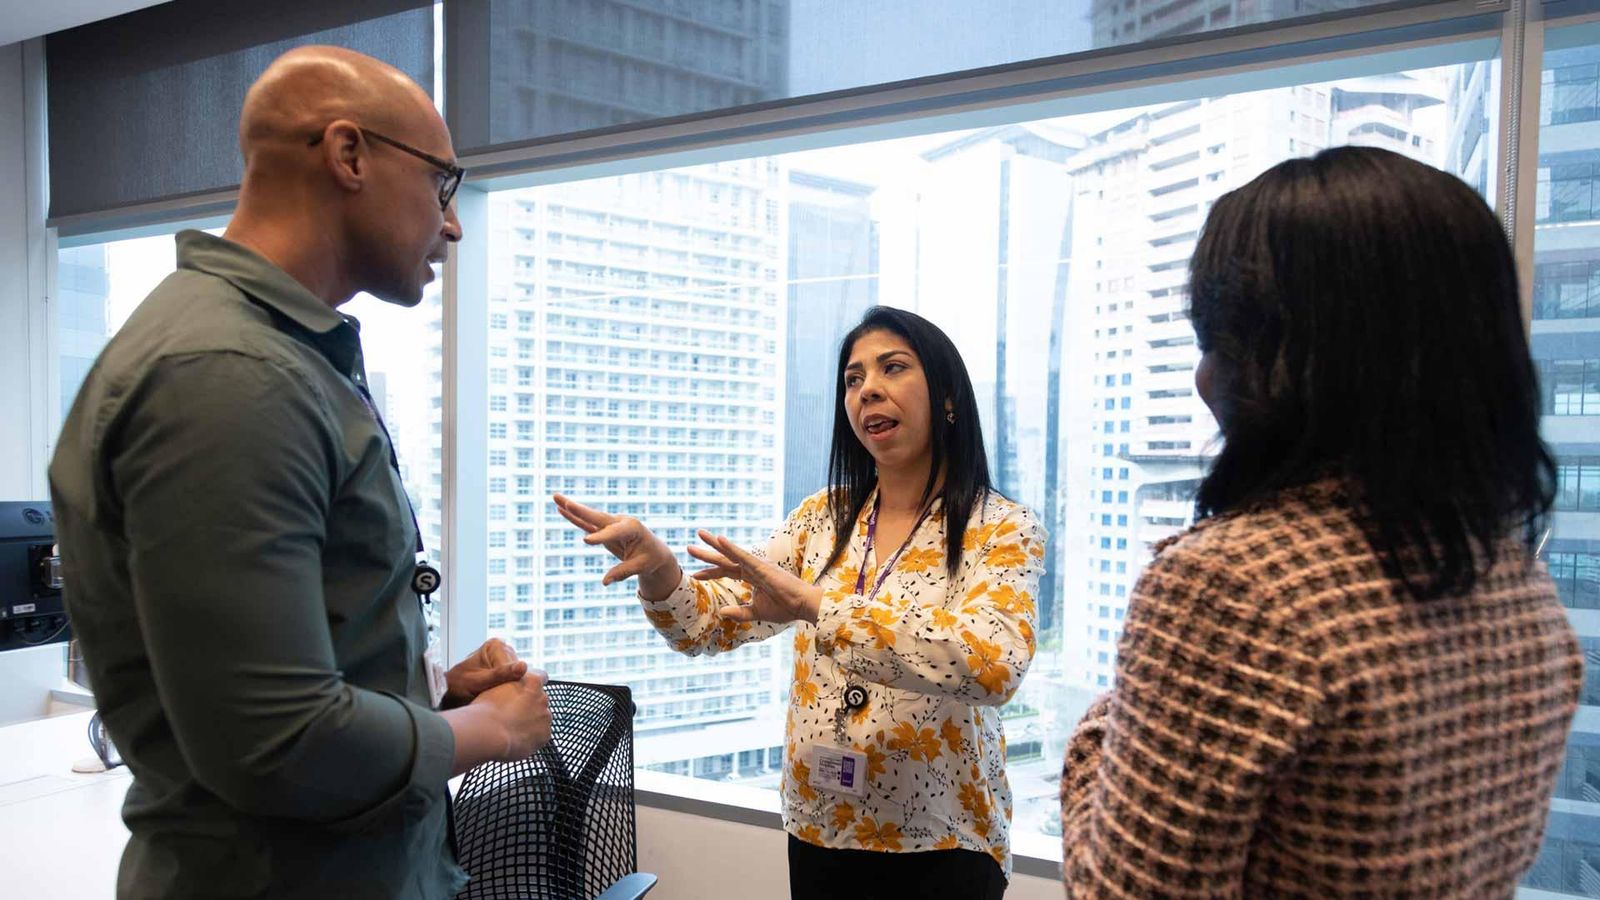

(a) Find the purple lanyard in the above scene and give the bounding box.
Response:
[854,493,936,601]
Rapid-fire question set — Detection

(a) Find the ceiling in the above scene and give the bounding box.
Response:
[0,0,168,49]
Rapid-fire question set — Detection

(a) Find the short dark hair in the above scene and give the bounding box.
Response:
[1188,145,1554,598]
[821,306,993,579]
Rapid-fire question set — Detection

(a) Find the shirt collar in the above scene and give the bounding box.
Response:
[175,229,363,374]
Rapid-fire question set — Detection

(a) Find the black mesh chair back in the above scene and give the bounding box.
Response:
[453,681,641,900]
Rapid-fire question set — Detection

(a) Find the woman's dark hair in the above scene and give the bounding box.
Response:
[820,306,992,579]
[1188,145,1554,598]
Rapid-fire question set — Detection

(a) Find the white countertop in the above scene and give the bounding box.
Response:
[0,710,130,898]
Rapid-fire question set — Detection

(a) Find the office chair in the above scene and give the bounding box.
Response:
[453,681,656,900]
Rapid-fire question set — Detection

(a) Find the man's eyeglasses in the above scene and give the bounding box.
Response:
[309,126,465,211]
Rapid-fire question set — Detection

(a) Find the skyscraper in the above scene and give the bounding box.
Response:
[463,0,789,143]
[1089,0,1367,50]
[1060,76,1452,693]
[1444,60,1497,200]
[475,159,791,781]
[1515,41,1600,898]
[783,170,877,514]
[410,290,447,558]
[891,122,1090,840]
[909,122,1087,641]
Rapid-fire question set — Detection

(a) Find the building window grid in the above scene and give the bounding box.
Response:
[1538,358,1600,415]
[1534,259,1600,320]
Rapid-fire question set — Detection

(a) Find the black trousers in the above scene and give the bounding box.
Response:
[787,835,1007,900]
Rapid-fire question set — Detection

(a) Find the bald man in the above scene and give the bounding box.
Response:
[50,47,548,899]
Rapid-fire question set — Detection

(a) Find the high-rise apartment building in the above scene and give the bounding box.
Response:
[875,122,1089,840]
[905,123,1087,643]
[1060,76,1448,690]
[469,159,792,781]
[1514,41,1600,899]
[783,170,877,513]
[1090,0,1362,49]
[401,0,800,785]
[466,0,789,142]
[1444,61,1498,200]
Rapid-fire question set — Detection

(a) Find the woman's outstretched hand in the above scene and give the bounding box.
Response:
[689,530,823,625]
[552,494,682,602]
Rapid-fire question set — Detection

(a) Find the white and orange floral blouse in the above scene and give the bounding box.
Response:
[640,486,1046,877]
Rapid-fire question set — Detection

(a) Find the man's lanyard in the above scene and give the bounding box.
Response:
[353,383,425,555]
[237,294,439,599]
[853,492,936,601]
[353,382,441,599]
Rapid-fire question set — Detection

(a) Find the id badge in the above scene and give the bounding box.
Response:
[807,744,868,797]
[423,639,448,709]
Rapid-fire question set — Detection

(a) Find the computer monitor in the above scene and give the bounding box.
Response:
[0,502,69,652]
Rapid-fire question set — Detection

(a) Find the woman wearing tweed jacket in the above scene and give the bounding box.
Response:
[1060,146,1583,898]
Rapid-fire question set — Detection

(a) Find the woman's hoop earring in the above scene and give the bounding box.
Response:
[946,411,957,424]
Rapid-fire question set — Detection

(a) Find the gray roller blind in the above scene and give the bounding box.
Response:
[47,0,434,223]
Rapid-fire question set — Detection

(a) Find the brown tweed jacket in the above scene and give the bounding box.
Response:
[1060,480,1582,898]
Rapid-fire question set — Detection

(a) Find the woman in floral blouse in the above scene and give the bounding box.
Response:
[556,305,1044,898]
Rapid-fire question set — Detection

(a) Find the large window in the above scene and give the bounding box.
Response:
[1547,62,1600,127]
[57,235,184,417]
[1534,259,1600,320]
[1536,358,1600,415]
[481,170,792,782]
[1540,162,1600,223]
[1555,457,1600,511]
[1527,31,1600,899]
[475,53,1498,852]
[56,229,445,587]
[1549,553,1600,609]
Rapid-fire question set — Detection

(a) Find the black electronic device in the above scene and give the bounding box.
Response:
[0,501,70,652]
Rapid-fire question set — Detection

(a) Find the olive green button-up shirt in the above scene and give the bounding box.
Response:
[49,231,467,899]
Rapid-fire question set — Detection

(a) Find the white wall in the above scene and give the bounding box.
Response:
[0,37,69,726]
[0,38,49,501]
[637,805,1064,899]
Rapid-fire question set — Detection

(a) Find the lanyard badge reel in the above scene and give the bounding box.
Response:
[808,495,930,798]
[414,559,444,708]
[811,679,869,798]
[415,559,448,708]
[356,376,451,709]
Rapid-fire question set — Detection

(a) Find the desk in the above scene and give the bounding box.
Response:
[0,713,472,899]
[0,711,130,898]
